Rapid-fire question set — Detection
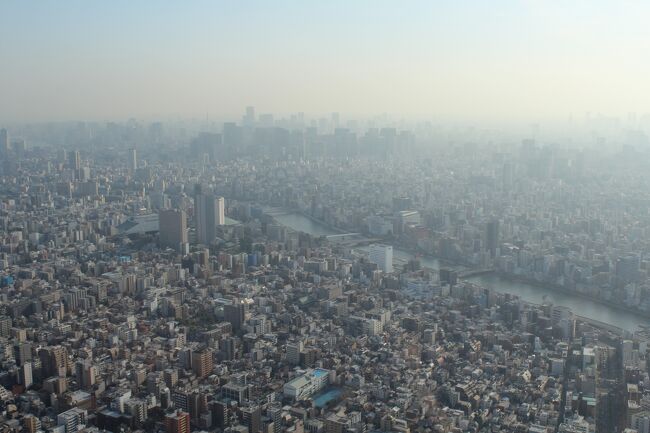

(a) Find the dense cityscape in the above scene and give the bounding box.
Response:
[1,109,650,433]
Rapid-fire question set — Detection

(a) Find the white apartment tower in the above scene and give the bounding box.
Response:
[369,244,393,273]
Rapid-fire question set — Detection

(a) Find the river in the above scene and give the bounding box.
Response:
[270,210,650,331]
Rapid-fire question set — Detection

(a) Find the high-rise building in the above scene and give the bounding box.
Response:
[69,150,81,171]
[192,348,213,379]
[165,410,190,433]
[0,129,9,154]
[486,220,500,258]
[14,342,32,366]
[369,244,393,273]
[616,255,640,285]
[159,209,188,251]
[75,359,96,390]
[20,362,33,388]
[194,185,225,245]
[243,106,256,127]
[224,301,247,332]
[286,340,303,365]
[242,405,261,433]
[39,345,68,378]
[266,402,282,433]
[129,148,137,171]
[0,316,11,338]
[217,196,225,226]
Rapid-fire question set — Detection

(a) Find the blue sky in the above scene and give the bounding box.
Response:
[2,1,649,122]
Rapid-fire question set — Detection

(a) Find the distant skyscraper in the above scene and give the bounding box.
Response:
[20,362,33,388]
[224,300,247,332]
[217,196,225,226]
[616,254,640,285]
[243,106,256,127]
[194,185,225,245]
[69,150,81,171]
[369,244,393,273]
[129,148,137,171]
[0,129,9,154]
[159,209,188,251]
[486,220,500,258]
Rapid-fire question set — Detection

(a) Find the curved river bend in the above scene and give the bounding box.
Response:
[270,210,650,331]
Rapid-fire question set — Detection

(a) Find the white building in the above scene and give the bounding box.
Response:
[217,196,225,226]
[369,244,393,273]
[57,408,87,433]
[283,368,329,400]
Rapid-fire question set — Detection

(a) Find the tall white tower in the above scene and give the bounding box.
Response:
[369,244,393,273]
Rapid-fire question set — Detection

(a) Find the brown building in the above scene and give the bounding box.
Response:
[192,348,213,379]
[165,410,190,433]
[159,209,188,251]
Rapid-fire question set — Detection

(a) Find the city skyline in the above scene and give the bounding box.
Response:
[3,1,650,123]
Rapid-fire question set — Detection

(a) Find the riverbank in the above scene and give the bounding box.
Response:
[265,205,650,331]
[490,272,650,320]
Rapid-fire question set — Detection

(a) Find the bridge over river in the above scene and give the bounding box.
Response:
[266,207,650,331]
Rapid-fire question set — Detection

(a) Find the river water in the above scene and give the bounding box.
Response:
[271,211,650,331]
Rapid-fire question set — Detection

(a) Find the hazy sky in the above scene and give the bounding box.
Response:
[2,1,650,123]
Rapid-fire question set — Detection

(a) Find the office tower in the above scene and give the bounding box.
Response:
[616,255,640,285]
[224,301,247,332]
[165,411,190,433]
[14,342,32,366]
[369,244,393,273]
[392,196,412,212]
[159,209,188,251]
[223,122,243,152]
[191,348,213,379]
[243,106,256,127]
[217,196,225,225]
[69,150,81,171]
[75,359,96,390]
[129,148,137,170]
[242,405,261,433]
[164,368,178,389]
[286,340,303,365]
[20,362,33,388]
[187,391,205,420]
[39,345,68,378]
[0,129,9,154]
[211,400,229,429]
[486,220,500,258]
[194,185,225,245]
